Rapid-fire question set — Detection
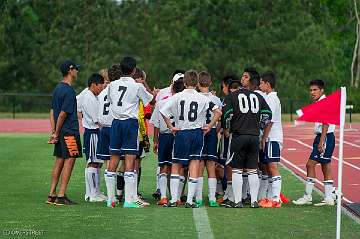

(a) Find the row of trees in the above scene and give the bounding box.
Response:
[0,0,359,107]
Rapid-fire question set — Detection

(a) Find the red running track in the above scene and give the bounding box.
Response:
[282,122,360,203]
[1,119,359,203]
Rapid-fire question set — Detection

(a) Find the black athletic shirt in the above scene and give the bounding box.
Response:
[222,88,272,136]
[51,82,79,135]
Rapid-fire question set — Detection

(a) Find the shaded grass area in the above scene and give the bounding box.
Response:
[0,134,359,239]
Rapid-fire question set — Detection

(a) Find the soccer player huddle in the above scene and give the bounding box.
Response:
[48,56,336,209]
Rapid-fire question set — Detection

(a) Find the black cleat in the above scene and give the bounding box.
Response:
[152,189,161,200]
[224,200,235,208]
[233,202,244,208]
[46,195,56,205]
[163,201,177,208]
[180,195,187,203]
[220,198,230,207]
[54,196,78,205]
[242,194,251,205]
[185,202,199,208]
[251,201,259,208]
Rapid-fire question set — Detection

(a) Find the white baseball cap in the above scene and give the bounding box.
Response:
[172,73,184,83]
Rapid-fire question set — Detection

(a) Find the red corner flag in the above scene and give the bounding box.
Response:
[296,89,341,125]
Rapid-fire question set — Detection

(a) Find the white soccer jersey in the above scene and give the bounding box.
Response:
[155,86,171,104]
[107,77,153,120]
[266,91,283,143]
[150,96,172,134]
[160,89,218,130]
[200,92,222,128]
[76,87,89,113]
[97,86,113,127]
[81,90,100,129]
[314,95,335,134]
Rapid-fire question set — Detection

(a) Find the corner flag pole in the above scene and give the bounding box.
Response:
[336,87,346,239]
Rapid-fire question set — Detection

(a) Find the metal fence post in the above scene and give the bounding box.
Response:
[290,100,293,122]
[12,96,16,119]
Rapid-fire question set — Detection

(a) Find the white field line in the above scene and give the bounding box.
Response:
[280,156,353,204]
[335,138,360,149]
[286,138,360,172]
[193,207,214,239]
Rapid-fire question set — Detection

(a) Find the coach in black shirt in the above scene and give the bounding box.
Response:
[46,60,82,206]
[222,78,272,208]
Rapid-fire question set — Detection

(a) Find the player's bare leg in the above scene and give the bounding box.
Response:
[57,158,76,197]
[293,159,317,205]
[49,157,64,197]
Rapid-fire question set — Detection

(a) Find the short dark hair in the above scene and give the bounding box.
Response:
[172,69,185,77]
[172,79,185,93]
[244,67,260,83]
[108,64,122,82]
[120,56,136,75]
[310,79,325,89]
[87,73,104,87]
[221,75,238,86]
[198,71,212,87]
[133,67,145,80]
[229,81,241,89]
[184,70,198,87]
[261,71,276,88]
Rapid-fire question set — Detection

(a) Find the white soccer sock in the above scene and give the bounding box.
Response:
[187,177,198,204]
[258,174,269,200]
[134,171,138,200]
[195,177,204,201]
[324,180,334,200]
[232,170,243,204]
[159,173,168,199]
[156,166,160,190]
[248,171,260,203]
[271,176,282,202]
[305,177,315,196]
[208,178,217,201]
[105,171,116,200]
[178,176,185,197]
[124,172,135,203]
[216,180,224,195]
[86,167,98,198]
[95,168,100,195]
[170,174,180,203]
[227,181,234,202]
[267,177,273,199]
[242,173,249,199]
[85,168,90,198]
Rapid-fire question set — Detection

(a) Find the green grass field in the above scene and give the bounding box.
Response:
[0,134,359,239]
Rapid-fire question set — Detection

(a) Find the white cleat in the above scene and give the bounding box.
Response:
[293,195,313,205]
[314,198,335,206]
[84,195,90,202]
[135,197,150,207]
[89,195,106,202]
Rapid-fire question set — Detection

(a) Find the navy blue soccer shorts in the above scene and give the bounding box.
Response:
[158,133,174,166]
[83,128,103,164]
[172,128,204,166]
[260,141,282,164]
[309,133,335,164]
[202,128,218,161]
[96,126,111,160]
[110,119,139,156]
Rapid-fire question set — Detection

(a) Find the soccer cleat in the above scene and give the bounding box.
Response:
[157,197,169,206]
[220,198,230,207]
[180,195,187,203]
[89,195,106,202]
[314,198,335,206]
[242,194,251,205]
[280,193,290,203]
[135,197,150,207]
[176,200,184,206]
[163,201,177,208]
[116,194,123,203]
[106,198,116,208]
[84,194,90,202]
[196,200,204,207]
[251,201,260,208]
[123,201,140,208]
[97,193,108,200]
[209,200,219,207]
[226,201,243,208]
[185,202,199,208]
[152,189,161,200]
[46,196,56,205]
[216,196,225,204]
[292,195,313,206]
[54,196,78,205]
[272,201,282,208]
